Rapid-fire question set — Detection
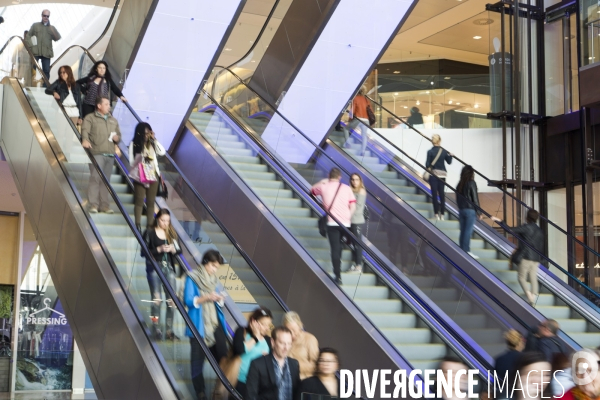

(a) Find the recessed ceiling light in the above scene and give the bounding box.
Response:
[449,100,453,104]
[426,91,430,94]
[251,60,256,63]
[444,77,451,80]
[225,48,232,51]
[473,36,482,40]
[474,104,479,108]
[416,100,420,105]
[394,93,399,95]
[403,106,408,109]
[456,102,461,105]
[430,81,434,85]
[393,71,400,74]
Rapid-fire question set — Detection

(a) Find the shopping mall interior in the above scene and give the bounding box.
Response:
[0,0,598,397]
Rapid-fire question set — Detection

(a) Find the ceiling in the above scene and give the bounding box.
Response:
[382,0,504,66]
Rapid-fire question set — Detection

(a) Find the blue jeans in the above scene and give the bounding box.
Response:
[459,208,476,252]
[147,264,176,333]
[35,56,50,84]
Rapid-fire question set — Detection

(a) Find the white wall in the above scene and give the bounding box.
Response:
[265,0,415,163]
[375,127,505,192]
[119,0,243,148]
[547,188,568,283]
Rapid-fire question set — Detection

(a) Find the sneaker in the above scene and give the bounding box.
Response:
[440,215,445,221]
[100,208,114,214]
[435,214,441,221]
[89,206,98,213]
[468,252,480,260]
[348,265,362,274]
[334,277,343,285]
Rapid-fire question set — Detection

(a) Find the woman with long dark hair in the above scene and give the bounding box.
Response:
[457,165,483,259]
[129,122,165,232]
[231,307,273,398]
[77,60,126,118]
[45,65,83,126]
[146,208,181,341]
[184,249,228,400]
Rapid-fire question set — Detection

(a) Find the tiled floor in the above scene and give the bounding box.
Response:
[0,392,96,399]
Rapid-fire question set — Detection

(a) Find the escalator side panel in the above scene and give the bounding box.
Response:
[321,141,549,330]
[1,81,173,400]
[172,124,410,380]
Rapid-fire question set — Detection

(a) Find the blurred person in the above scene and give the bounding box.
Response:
[493,329,525,400]
[434,356,470,400]
[282,312,319,380]
[557,349,600,400]
[348,173,367,273]
[512,352,552,400]
[25,9,61,82]
[407,106,424,126]
[425,134,453,221]
[45,65,83,126]
[300,348,340,397]
[246,327,301,400]
[457,165,483,259]
[551,352,574,397]
[343,85,371,156]
[232,307,274,399]
[184,250,228,400]
[146,208,181,341]
[535,319,566,363]
[81,96,120,214]
[78,61,126,118]
[311,168,356,284]
[129,122,165,232]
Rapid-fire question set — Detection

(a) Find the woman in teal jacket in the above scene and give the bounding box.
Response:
[184,250,228,400]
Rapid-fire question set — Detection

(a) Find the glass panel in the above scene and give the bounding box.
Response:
[1,38,238,398]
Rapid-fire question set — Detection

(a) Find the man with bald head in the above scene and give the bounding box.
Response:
[25,9,61,83]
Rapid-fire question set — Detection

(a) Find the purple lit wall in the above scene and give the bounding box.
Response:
[118,0,244,147]
[262,0,415,163]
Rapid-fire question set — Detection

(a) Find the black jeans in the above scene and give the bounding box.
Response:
[350,223,363,266]
[35,56,50,83]
[327,226,345,279]
[429,175,446,215]
[190,321,228,399]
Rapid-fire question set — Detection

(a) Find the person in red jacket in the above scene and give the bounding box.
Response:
[557,349,600,400]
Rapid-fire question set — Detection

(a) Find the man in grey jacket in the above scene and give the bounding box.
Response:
[25,9,61,82]
[81,96,121,214]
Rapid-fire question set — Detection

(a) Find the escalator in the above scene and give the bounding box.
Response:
[0,37,279,399]
[170,68,587,380]
[195,67,600,355]
[324,99,600,348]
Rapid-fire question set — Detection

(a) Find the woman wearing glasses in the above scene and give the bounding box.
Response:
[300,348,340,397]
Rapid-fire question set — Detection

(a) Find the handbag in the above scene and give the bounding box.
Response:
[156,175,168,199]
[139,160,158,185]
[366,104,376,126]
[318,183,342,237]
[423,147,443,181]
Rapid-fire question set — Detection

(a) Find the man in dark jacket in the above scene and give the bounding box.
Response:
[534,319,565,362]
[511,209,544,305]
[246,326,301,400]
[25,9,61,82]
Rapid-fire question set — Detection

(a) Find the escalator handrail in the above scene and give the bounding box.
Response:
[366,94,598,256]
[114,98,291,317]
[1,38,242,399]
[58,46,290,323]
[49,0,122,70]
[211,66,600,306]
[195,90,545,378]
